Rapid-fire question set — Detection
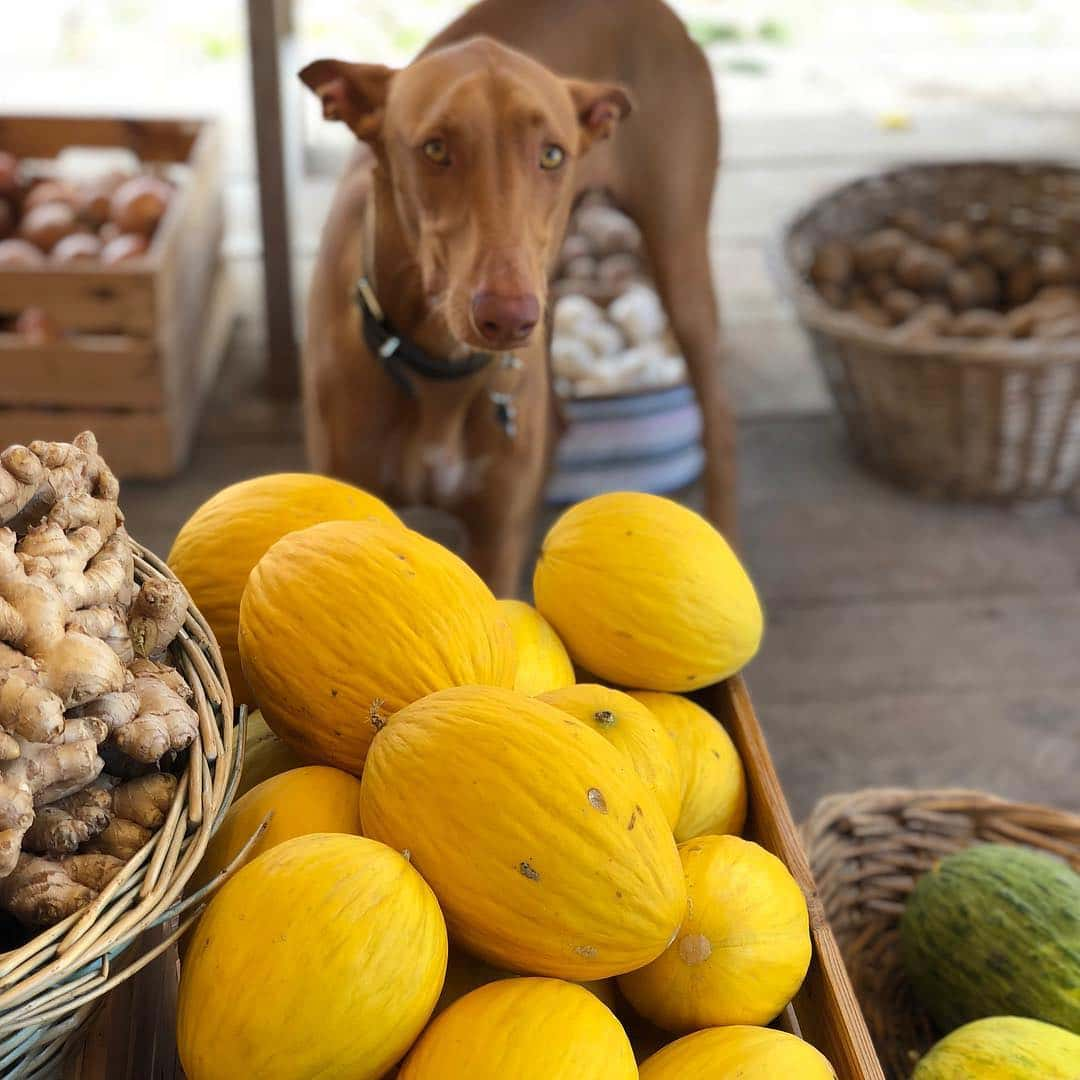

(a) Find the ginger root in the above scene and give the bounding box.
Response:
[0,851,123,928]
[111,771,177,829]
[21,771,176,859]
[0,433,194,928]
[23,776,115,856]
[0,433,120,538]
[0,733,105,875]
[83,817,151,861]
[129,578,187,659]
[109,675,199,764]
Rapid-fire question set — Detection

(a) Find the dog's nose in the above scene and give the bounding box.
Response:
[471,292,540,346]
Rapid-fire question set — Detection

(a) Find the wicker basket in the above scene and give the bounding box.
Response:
[780,161,1080,503]
[803,787,1080,1079]
[0,540,241,1080]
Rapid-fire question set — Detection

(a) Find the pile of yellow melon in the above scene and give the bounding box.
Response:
[168,475,836,1080]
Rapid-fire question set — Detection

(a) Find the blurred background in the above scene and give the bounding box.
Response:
[2,0,1079,818]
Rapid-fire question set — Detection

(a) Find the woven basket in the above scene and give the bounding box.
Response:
[0,540,241,1080]
[803,787,1080,1079]
[780,161,1080,503]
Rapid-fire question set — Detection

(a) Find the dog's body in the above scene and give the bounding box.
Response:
[303,0,729,595]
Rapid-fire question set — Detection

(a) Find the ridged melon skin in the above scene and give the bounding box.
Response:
[499,599,575,696]
[639,1026,836,1079]
[912,1016,1080,1080]
[399,978,637,1080]
[360,685,686,980]
[533,492,763,691]
[900,844,1080,1034]
[167,472,400,705]
[239,520,516,774]
[434,947,617,1017]
[177,834,447,1080]
[539,684,683,829]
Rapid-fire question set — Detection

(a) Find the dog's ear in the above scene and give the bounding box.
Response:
[299,59,396,143]
[565,80,633,152]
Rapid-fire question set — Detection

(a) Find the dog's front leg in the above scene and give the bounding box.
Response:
[465,504,534,599]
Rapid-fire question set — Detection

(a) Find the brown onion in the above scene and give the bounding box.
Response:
[23,179,79,212]
[0,237,47,267]
[0,152,20,198]
[18,202,79,253]
[109,176,172,235]
[14,308,63,343]
[51,232,103,264]
[100,232,149,264]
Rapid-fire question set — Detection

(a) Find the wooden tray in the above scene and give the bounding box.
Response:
[0,115,231,477]
[63,678,884,1079]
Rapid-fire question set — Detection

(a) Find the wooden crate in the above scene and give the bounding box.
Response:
[62,677,883,1079]
[0,115,231,477]
[715,678,884,1079]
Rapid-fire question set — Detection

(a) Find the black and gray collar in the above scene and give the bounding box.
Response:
[355,277,495,398]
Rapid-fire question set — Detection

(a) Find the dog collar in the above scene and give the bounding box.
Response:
[355,277,495,398]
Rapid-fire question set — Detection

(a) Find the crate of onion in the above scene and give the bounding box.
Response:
[0,115,230,479]
[129,477,886,1080]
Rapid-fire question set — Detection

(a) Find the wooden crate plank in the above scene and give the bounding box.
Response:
[0,410,175,477]
[0,260,233,479]
[0,336,162,408]
[0,115,202,163]
[0,267,156,334]
[711,678,883,1080]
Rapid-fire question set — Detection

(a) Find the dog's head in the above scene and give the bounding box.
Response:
[301,36,631,352]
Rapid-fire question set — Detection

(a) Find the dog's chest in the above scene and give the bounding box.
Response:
[379,395,513,508]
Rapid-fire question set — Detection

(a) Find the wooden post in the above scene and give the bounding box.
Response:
[245,0,300,398]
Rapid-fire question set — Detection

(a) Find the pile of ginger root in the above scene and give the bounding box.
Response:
[0,432,198,931]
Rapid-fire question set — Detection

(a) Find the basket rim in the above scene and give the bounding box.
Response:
[774,157,1080,367]
[0,535,241,1077]
[804,785,1080,841]
[802,786,1080,1079]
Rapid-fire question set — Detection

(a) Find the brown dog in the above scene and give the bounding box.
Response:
[301,0,730,595]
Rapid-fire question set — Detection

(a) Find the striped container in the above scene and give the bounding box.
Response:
[547,384,704,504]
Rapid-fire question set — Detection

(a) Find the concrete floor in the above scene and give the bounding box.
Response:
[120,109,1080,822]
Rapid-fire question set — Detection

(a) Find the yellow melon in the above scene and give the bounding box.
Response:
[239,520,516,773]
[235,709,304,798]
[639,1026,836,1079]
[177,833,447,1080]
[399,978,637,1079]
[629,691,746,841]
[538,684,682,829]
[533,492,762,691]
[187,765,363,895]
[499,599,575,695]
[361,685,685,979]
[618,835,811,1031]
[435,946,617,1015]
[168,472,400,705]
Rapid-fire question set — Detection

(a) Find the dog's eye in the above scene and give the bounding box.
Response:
[540,144,565,170]
[423,138,450,165]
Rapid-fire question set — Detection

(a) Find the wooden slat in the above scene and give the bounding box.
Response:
[711,677,884,1080]
[0,267,156,334]
[0,336,162,408]
[0,410,176,477]
[0,259,234,479]
[0,115,202,163]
